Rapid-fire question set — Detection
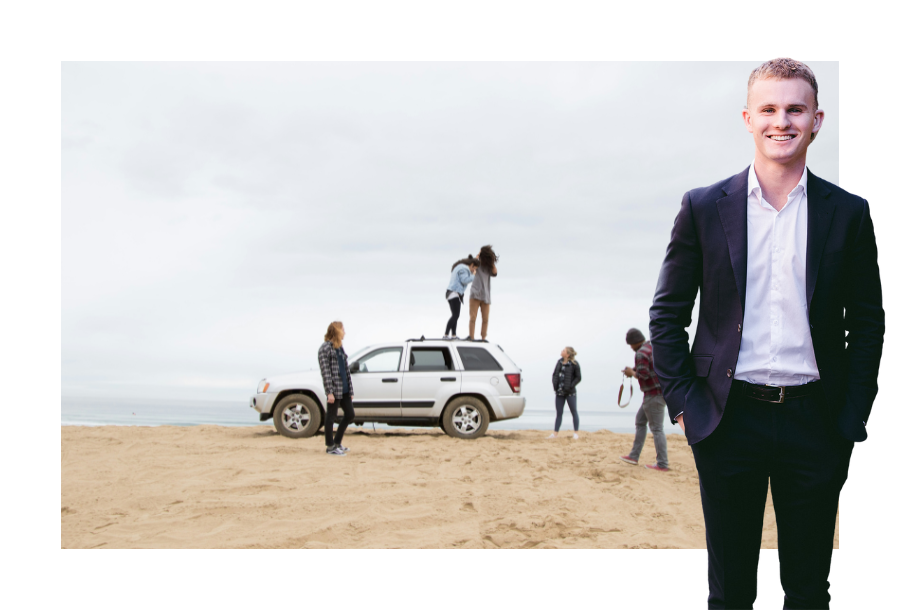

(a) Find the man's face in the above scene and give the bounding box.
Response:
[742,77,824,167]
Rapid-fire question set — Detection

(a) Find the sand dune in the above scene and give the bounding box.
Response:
[61,425,837,549]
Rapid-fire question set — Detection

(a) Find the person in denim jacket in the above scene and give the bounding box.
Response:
[444,255,480,339]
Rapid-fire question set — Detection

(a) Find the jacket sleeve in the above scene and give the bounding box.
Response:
[318,343,335,395]
[572,362,582,387]
[838,200,885,441]
[649,191,703,424]
[551,362,560,391]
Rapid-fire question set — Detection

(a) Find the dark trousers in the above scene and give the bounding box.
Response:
[324,394,355,447]
[445,297,461,336]
[691,384,853,609]
[554,394,579,432]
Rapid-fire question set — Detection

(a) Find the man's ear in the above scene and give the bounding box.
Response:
[742,107,753,133]
[811,108,825,142]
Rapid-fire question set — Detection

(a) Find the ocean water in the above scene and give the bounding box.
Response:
[61,395,684,435]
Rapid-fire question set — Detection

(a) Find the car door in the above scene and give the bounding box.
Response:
[349,346,404,417]
[401,345,460,417]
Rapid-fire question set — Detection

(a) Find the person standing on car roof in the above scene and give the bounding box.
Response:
[317,321,355,456]
[468,245,498,341]
[444,255,480,340]
[549,346,581,439]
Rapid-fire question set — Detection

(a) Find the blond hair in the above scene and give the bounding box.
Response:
[564,347,577,362]
[747,58,819,110]
[324,321,344,348]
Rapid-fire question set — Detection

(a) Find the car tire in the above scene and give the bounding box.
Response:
[442,396,489,439]
[273,394,322,439]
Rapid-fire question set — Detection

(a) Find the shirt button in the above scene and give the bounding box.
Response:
[726,369,733,378]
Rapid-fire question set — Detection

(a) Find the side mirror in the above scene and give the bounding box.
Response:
[349,361,360,373]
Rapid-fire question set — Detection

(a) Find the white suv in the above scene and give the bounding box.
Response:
[251,338,525,439]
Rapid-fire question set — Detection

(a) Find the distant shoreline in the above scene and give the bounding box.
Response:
[61,398,685,435]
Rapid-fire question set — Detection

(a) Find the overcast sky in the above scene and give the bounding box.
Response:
[62,61,839,409]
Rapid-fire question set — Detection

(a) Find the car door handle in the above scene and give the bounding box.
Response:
[382,378,398,383]
[441,377,457,382]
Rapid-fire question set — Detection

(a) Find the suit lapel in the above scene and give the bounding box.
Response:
[805,169,835,310]
[716,168,750,314]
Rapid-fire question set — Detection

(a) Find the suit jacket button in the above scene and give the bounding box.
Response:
[726,369,733,377]
[737,323,742,333]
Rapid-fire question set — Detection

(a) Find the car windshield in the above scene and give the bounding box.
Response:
[347,346,372,362]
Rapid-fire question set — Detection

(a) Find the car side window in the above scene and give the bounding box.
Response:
[456,347,503,371]
[356,347,402,373]
[409,347,455,372]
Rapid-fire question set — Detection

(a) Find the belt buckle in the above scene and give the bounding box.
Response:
[764,384,786,404]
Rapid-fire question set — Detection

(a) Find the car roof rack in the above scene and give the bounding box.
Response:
[407,336,490,343]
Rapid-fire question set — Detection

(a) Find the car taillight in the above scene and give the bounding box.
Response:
[505,373,521,394]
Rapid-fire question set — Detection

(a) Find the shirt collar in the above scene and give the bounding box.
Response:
[748,162,808,201]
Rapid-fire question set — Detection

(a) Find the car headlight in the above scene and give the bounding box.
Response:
[257,379,270,393]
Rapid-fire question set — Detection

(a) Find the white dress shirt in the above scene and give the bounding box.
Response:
[734,163,820,386]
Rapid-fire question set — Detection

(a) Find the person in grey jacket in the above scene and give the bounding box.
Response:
[468,245,498,340]
[549,347,582,439]
[444,255,480,339]
[317,321,355,456]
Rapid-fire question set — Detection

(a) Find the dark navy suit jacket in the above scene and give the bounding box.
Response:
[649,167,884,445]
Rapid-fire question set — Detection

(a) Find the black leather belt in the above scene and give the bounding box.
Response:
[736,380,820,404]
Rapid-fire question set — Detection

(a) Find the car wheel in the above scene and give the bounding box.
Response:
[272,394,322,439]
[442,396,489,439]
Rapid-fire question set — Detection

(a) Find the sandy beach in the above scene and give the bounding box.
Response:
[61,425,837,549]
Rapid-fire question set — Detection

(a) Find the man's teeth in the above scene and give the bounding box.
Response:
[770,135,795,141]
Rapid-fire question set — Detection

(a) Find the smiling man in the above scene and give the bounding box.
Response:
[650,59,884,608]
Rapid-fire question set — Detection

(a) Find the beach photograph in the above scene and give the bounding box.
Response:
[62,60,840,551]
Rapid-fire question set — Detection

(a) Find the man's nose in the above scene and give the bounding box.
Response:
[773,109,791,128]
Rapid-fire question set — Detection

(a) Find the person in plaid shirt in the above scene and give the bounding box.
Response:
[318,321,355,456]
[619,328,669,471]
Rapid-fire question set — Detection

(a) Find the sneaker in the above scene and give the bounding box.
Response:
[619,455,639,466]
[442,335,450,340]
[573,433,579,440]
[326,445,345,456]
[547,433,557,439]
[645,463,669,472]
[338,444,349,453]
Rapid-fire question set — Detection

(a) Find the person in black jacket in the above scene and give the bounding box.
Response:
[549,347,582,439]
